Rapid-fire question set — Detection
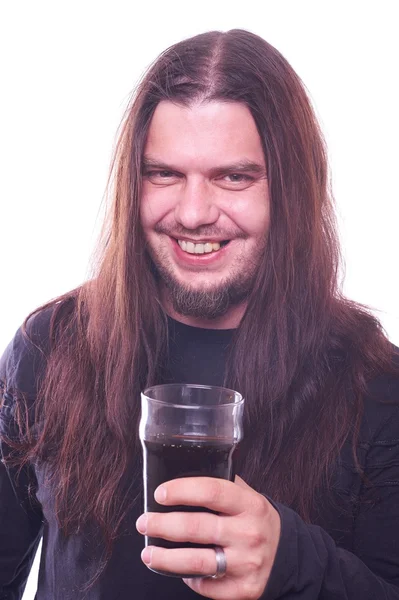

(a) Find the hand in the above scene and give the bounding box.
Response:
[136,475,281,600]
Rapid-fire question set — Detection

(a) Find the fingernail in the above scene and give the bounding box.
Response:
[136,514,148,534]
[141,546,153,565]
[155,485,167,503]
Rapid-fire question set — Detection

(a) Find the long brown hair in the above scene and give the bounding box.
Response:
[3,28,397,579]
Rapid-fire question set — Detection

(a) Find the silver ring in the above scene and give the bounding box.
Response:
[210,545,227,579]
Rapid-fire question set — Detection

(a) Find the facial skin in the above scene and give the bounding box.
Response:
[140,100,270,329]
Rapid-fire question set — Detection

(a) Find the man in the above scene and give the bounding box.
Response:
[1,29,399,600]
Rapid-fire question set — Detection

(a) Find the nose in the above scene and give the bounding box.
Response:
[174,178,220,230]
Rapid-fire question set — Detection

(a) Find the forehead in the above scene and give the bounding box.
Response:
[144,100,266,169]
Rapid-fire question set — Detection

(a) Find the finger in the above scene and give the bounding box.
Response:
[141,545,228,578]
[155,477,250,515]
[184,573,264,600]
[137,511,233,545]
[234,474,253,490]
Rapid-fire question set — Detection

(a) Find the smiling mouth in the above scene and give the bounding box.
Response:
[175,238,230,255]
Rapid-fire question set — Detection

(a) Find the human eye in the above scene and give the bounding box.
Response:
[144,169,178,182]
[217,172,255,189]
[144,169,173,179]
[224,173,253,183]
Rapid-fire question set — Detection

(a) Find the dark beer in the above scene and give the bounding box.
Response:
[140,384,244,577]
[143,434,238,552]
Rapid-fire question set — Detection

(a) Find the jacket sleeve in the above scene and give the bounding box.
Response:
[0,330,44,599]
[263,404,399,600]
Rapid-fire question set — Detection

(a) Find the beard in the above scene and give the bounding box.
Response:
[148,239,265,320]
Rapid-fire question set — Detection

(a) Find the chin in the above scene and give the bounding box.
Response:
[174,277,222,293]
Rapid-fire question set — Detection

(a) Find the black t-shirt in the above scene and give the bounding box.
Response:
[1,311,399,599]
[163,317,233,386]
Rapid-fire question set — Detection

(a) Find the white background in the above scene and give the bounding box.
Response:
[0,1,398,597]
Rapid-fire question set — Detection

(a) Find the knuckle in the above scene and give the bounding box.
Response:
[251,528,264,548]
[190,552,208,574]
[186,514,202,540]
[147,513,158,533]
[252,493,269,515]
[210,480,224,504]
[245,523,264,548]
[240,580,264,600]
[213,515,224,545]
[246,550,263,571]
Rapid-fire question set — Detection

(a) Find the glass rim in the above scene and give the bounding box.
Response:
[142,383,244,409]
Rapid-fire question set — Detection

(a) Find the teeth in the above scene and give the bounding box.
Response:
[177,240,222,254]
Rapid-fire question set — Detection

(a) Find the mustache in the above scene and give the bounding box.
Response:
[154,223,247,240]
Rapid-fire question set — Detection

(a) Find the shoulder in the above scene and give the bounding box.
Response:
[359,345,399,446]
[0,302,64,399]
[0,305,57,440]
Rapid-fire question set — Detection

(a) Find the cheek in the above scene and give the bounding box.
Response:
[140,199,153,231]
[140,196,163,231]
[227,194,270,237]
[140,188,176,230]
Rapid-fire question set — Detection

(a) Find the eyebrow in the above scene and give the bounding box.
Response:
[142,156,267,176]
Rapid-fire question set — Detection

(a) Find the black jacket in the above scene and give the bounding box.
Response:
[1,310,399,599]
